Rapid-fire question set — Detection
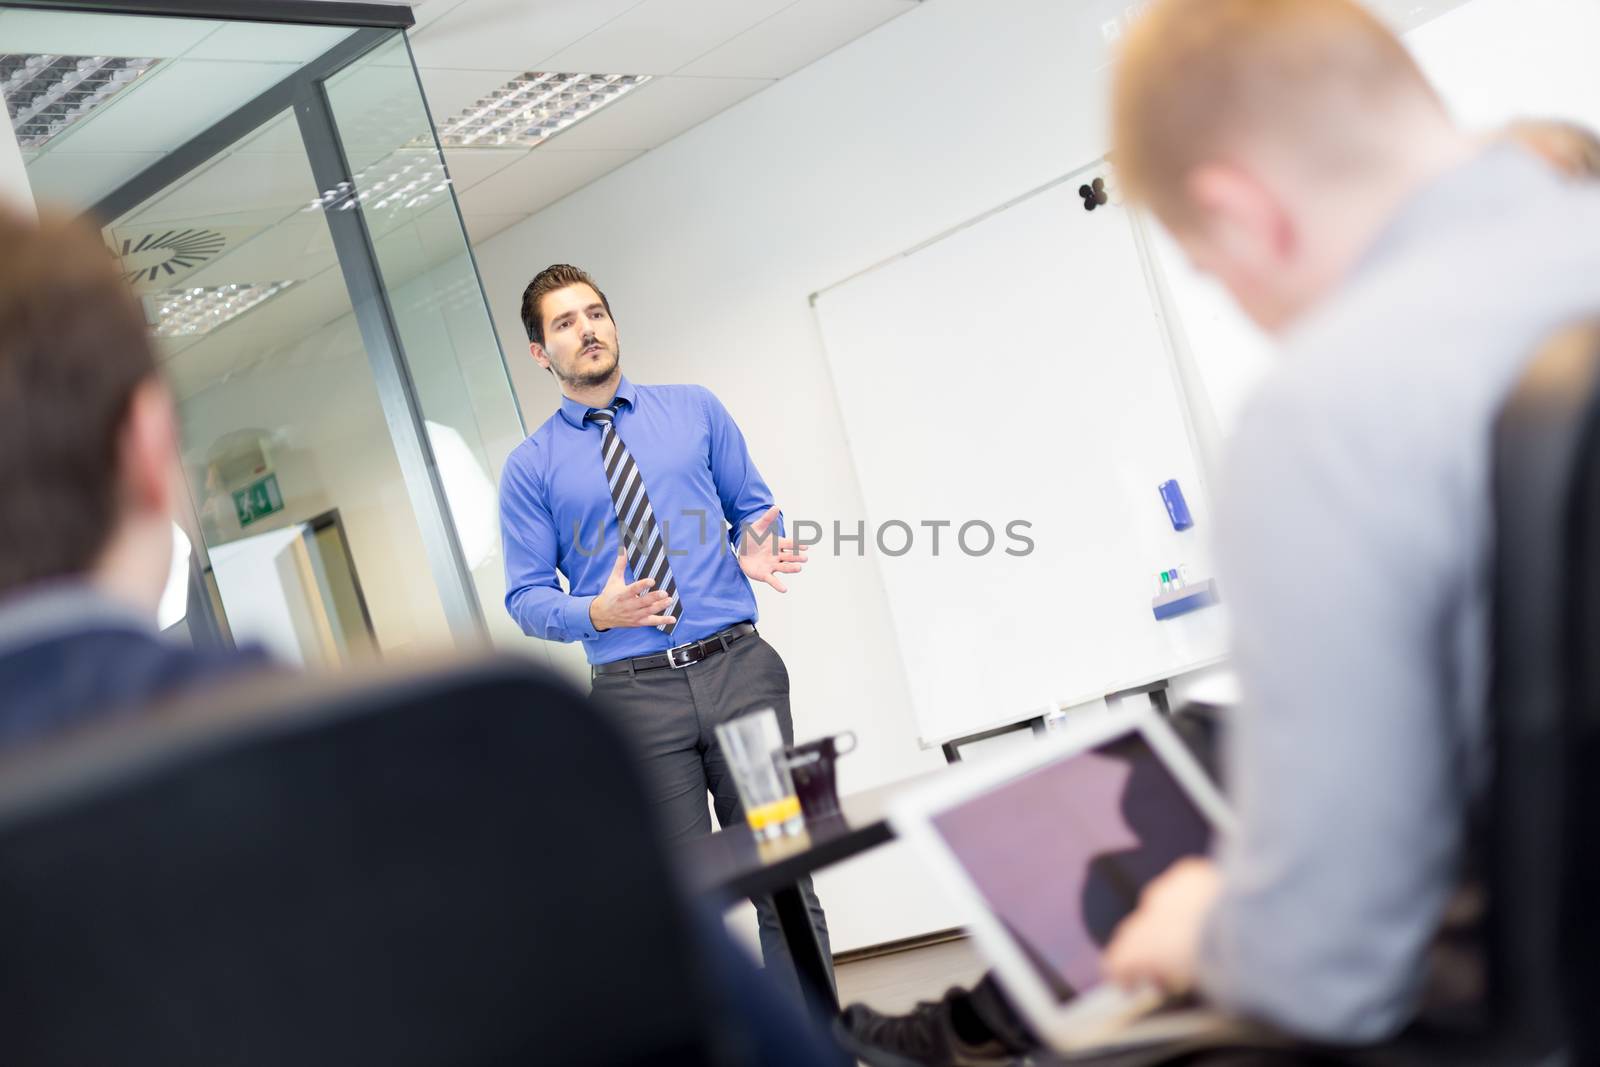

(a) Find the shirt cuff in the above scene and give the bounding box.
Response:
[564,595,600,642]
[735,508,784,545]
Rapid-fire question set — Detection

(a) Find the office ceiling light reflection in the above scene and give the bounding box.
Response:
[430,72,650,148]
[306,151,451,215]
[1,54,160,148]
[148,282,297,338]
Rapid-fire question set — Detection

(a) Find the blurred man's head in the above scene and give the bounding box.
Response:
[1506,119,1600,180]
[1112,0,1474,334]
[0,209,179,612]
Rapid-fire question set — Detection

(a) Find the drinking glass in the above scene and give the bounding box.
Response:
[715,708,805,841]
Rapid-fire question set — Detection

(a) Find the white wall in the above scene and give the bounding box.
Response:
[209,524,325,666]
[1411,0,1600,130]
[471,0,1600,952]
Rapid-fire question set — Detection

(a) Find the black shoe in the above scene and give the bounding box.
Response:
[833,990,1017,1067]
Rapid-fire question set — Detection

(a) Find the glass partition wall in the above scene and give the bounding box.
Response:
[4,1,526,663]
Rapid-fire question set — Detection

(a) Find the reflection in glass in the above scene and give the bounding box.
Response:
[104,97,459,657]
[11,8,527,659]
[209,510,375,667]
[322,35,529,647]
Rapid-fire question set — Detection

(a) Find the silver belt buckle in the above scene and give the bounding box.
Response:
[666,641,697,669]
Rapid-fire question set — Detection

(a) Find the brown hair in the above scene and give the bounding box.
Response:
[1112,0,1440,220]
[520,263,612,346]
[0,207,161,592]
[1506,119,1600,181]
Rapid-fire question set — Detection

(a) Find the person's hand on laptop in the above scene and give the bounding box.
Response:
[1102,857,1221,996]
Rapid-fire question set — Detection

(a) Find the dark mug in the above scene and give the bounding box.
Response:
[777,731,857,821]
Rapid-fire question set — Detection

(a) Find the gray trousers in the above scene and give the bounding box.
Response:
[590,631,834,999]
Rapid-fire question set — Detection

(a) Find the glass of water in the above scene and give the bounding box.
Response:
[716,707,806,842]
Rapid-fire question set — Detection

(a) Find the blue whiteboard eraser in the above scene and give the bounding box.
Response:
[1152,578,1219,620]
[1159,479,1194,531]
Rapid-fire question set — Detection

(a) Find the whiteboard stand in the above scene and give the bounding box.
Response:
[938,677,1177,764]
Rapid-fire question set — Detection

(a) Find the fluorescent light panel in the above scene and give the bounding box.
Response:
[148,282,296,338]
[1,54,160,148]
[432,72,649,148]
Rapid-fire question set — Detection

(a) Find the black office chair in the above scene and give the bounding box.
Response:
[0,658,761,1066]
[1559,338,1600,1067]
[1485,319,1600,1064]
[1318,321,1600,1067]
[1264,320,1600,1067]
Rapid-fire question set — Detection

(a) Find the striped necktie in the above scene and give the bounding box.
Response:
[586,405,683,632]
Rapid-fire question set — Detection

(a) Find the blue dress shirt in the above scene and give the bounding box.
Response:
[499,375,782,665]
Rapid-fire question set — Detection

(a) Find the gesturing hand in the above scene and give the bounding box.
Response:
[738,505,809,593]
[589,548,674,631]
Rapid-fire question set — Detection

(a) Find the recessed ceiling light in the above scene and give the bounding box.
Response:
[1,54,160,148]
[430,72,650,149]
[146,282,296,338]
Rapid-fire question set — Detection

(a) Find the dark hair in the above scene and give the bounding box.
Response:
[0,207,160,593]
[520,263,612,346]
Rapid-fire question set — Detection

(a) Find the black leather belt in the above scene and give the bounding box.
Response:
[591,622,758,678]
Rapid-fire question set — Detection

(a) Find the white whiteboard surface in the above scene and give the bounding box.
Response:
[813,173,1229,747]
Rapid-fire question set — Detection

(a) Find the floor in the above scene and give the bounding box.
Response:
[834,935,989,1014]
[831,937,991,1066]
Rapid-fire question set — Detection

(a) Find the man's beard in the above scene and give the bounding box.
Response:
[556,340,620,388]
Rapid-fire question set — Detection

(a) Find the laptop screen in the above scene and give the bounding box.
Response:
[928,731,1213,1000]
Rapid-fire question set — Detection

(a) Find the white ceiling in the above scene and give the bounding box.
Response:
[1,7,347,205]
[8,0,920,242]
[7,0,1478,232]
[414,0,1480,243]
[406,0,921,243]
[7,0,1480,406]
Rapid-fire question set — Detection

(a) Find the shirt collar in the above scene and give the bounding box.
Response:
[0,580,155,658]
[557,374,637,429]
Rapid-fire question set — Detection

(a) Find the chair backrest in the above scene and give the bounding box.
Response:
[1486,320,1600,1058]
[1553,327,1600,1064]
[0,658,735,1067]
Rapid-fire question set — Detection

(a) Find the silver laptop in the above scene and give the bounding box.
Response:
[890,704,1239,1054]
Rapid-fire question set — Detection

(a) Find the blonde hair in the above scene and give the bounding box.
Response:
[1506,119,1600,180]
[1111,0,1441,219]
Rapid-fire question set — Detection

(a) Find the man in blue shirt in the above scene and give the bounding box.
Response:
[499,263,833,995]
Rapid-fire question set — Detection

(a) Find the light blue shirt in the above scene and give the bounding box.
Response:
[1198,146,1600,1041]
[499,375,781,665]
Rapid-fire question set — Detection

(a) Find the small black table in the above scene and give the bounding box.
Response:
[676,768,951,1013]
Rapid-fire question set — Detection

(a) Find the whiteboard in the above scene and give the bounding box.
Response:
[813,171,1228,746]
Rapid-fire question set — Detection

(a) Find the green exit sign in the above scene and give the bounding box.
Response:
[232,473,284,528]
